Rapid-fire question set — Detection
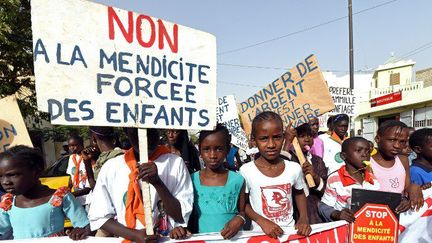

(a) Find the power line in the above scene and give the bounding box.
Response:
[218,63,372,73]
[397,41,432,61]
[218,0,398,56]
[218,81,264,88]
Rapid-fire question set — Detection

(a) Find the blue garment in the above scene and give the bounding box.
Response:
[226,147,239,169]
[408,152,417,165]
[0,192,89,239]
[410,161,432,186]
[192,170,244,233]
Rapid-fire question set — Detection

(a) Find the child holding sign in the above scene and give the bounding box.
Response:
[283,123,328,224]
[88,128,193,242]
[170,124,245,240]
[319,137,380,223]
[239,111,311,238]
[408,128,432,188]
[0,146,90,239]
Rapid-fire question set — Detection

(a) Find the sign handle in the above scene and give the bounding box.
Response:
[292,137,316,188]
[138,129,154,236]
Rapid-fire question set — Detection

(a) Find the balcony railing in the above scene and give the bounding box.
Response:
[369,81,423,99]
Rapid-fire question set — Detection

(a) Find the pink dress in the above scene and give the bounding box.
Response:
[370,156,405,194]
[309,136,324,159]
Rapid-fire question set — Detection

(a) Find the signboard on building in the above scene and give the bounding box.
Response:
[0,96,33,152]
[370,91,402,107]
[31,0,217,130]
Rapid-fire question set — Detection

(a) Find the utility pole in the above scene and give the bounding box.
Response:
[348,0,354,89]
[348,0,355,138]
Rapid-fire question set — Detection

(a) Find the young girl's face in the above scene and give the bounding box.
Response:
[253,119,284,162]
[376,126,408,159]
[297,132,314,153]
[166,130,181,145]
[200,131,228,170]
[0,158,37,195]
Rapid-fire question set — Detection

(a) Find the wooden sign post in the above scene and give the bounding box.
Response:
[138,129,154,235]
[292,137,316,187]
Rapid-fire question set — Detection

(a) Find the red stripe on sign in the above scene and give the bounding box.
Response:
[336,224,349,242]
[421,209,432,217]
[399,224,406,233]
[248,235,280,243]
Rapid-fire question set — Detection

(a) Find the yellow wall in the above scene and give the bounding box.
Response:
[375,65,413,88]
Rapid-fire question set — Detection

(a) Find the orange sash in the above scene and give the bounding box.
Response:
[330,132,348,145]
[124,145,170,241]
[72,154,83,188]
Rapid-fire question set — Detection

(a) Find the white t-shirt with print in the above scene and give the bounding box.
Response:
[239,160,308,230]
[88,153,193,233]
[66,154,90,205]
[320,134,345,175]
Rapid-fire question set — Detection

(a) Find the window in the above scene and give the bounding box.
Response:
[390,73,400,85]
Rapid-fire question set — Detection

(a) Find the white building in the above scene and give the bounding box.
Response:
[356,57,432,142]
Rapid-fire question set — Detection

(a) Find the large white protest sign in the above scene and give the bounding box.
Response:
[31,0,217,130]
[0,96,33,152]
[216,95,248,151]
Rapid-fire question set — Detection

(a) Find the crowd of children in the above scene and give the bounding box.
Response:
[0,112,431,241]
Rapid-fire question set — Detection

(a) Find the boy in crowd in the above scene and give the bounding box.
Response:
[88,128,193,242]
[319,137,380,222]
[409,128,432,188]
[67,135,92,206]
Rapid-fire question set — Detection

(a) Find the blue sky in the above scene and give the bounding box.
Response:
[95,0,432,101]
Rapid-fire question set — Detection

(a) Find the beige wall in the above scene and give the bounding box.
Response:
[416,68,432,88]
[374,65,413,88]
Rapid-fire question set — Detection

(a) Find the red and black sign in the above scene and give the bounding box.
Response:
[350,204,398,243]
[370,91,402,107]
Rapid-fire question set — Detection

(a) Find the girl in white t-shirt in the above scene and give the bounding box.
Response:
[239,111,311,239]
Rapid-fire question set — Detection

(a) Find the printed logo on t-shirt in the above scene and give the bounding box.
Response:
[389,178,400,188]
[335,152,344,163]
[260,184,292,223]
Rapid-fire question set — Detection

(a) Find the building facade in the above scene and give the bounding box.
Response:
[356,58,432,142]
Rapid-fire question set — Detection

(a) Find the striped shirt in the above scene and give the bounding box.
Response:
[321,166,381,211]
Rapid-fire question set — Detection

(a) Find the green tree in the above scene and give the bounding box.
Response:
[0,0,48,122]
[0,0,91,143]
